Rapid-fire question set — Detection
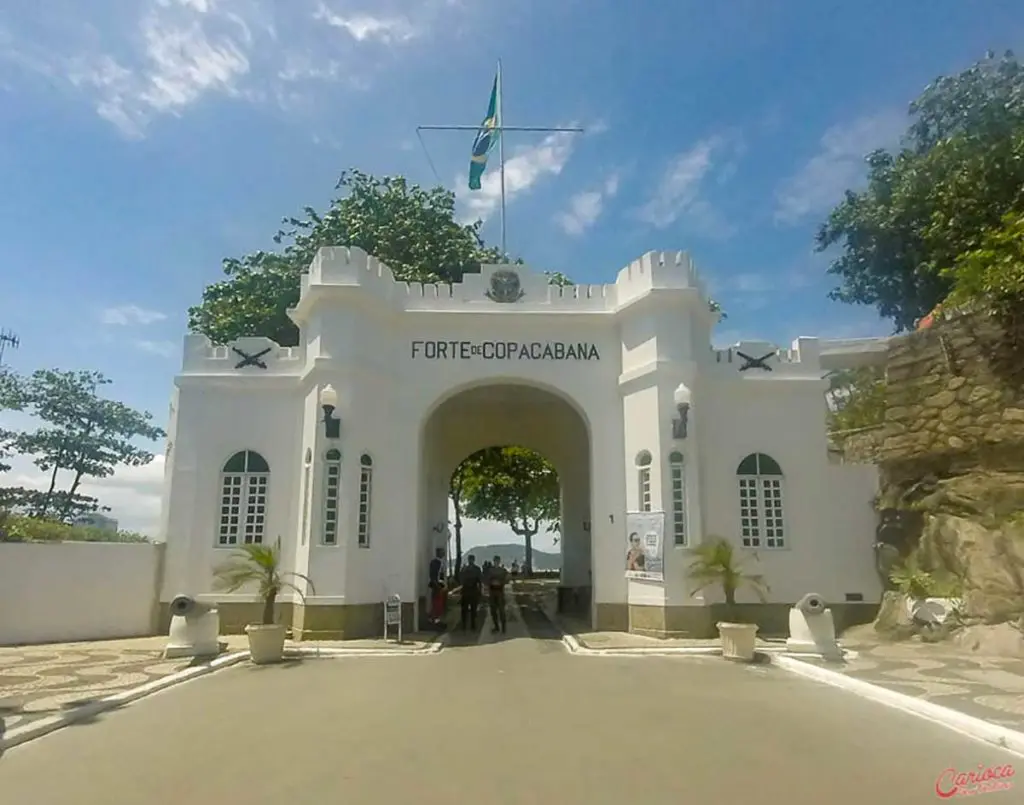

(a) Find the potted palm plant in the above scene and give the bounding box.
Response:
[686,536,769,662]
[212,538,314,664]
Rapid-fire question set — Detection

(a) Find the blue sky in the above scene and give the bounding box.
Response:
[1,0,1022,543]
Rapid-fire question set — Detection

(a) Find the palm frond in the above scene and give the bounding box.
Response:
[686,535,771,601]
[211,537,307,606]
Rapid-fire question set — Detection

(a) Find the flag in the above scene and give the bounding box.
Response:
[468,72,500,191]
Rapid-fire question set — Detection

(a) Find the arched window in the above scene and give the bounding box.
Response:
[323,449,342,546]
[668,451,687,546]
[636,450,653,512]
[736,453,785,549]
[357,453,373,548]
[218,450,270,547]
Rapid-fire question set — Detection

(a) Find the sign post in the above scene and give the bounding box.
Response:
[384,594,402,643]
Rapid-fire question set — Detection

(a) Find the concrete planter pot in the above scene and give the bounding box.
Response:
[717,622,758,662]
[245,624,287,664]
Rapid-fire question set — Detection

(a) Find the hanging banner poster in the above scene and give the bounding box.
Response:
[624,511,665,582]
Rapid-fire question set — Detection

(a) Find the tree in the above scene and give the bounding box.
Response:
[3,370,164,520]
[825,366,887,432]
[817,51,1024,331]
[945,209,1024,316]
[188,170,564,347]
[460,446,560,574]
[449,461,469,578]
[0,368,25,474]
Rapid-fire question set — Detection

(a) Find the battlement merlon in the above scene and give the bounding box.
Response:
[179,334,303,375]
[709,336,890,375]
[288,246,715,321]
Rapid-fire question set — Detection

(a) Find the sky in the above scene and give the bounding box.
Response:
[0,0,1022,549]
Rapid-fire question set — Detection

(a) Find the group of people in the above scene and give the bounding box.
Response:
[426,550,514,634]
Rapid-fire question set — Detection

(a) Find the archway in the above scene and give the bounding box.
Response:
[418,382,593,630]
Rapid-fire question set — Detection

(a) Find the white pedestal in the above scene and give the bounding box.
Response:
[164,609,222,659]
[786,607,842,660]
[717,622,758,662]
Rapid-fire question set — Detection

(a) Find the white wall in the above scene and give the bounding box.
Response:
[0,542,165,646]
[698,375,881,605]
[160,378,303,604]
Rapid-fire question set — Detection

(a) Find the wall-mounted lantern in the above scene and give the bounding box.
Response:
[672,383,691,440]
[319,384,341,439]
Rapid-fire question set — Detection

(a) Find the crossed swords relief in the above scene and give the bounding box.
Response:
[736,350,776,372]
[232,346,272,370]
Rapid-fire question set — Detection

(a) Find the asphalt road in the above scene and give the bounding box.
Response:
[0,598,1019,804]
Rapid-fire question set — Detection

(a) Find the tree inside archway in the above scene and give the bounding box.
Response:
[456,447,559,575]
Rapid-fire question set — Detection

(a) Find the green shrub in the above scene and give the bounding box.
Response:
[889,553,963,599]
[0,512,149,543]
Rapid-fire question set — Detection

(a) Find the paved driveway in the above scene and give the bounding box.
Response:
[0,602,1019,804]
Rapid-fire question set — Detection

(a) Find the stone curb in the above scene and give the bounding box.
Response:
[562,634,720,656]
[0,642,443,752]
[771,654,1024,758]
[286,642,442,657]
[0,651,250,753]
[561,634,859,659]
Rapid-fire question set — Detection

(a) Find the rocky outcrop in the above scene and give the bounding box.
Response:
[850,311,1024,650]
[920,513,1024,624]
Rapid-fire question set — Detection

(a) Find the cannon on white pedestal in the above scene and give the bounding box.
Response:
[785,593,842,660]
[164,594,223,659]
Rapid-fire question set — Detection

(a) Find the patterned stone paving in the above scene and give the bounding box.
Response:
[0,642,200,735]
[795,642,1024,732]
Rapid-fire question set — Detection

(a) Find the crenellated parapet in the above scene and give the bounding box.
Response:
[708,336,890,377]
[180,334,303,376]
[290,246,712,320]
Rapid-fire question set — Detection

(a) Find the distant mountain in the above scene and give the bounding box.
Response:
[465,543,561,571]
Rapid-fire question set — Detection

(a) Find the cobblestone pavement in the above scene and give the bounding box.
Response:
[793,641,1024,732]
[0,632,438,737]
[0,639,206,736]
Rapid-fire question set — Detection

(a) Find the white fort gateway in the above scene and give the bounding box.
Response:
[158,247,886,639]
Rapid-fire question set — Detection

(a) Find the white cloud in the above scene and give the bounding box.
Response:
[635,135,741,238]
[314,4,418,44]
[70,2,255,138]
[457,129,579,224]
[0,0,468,137]
[99,304,167,326]
[134,339,178,358]
[4,452,166,536]
[555,172,620,236]
[774,110,906,225]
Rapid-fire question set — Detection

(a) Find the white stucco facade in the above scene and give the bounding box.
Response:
[159,247,886,638]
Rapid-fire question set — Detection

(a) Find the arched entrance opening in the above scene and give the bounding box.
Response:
[418,382,593,631]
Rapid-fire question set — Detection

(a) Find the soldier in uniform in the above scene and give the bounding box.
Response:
[488,555,510,634]
[459,555,483,631]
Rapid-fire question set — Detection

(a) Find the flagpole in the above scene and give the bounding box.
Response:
[497,59,507,261]
[415,67,584,262]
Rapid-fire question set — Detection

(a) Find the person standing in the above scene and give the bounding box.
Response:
[459,555,483,631]
[488,555,509,634]
[481,560,493,603]
[427,548,446,627]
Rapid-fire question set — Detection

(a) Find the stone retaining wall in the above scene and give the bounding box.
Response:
[834,311,1024,480]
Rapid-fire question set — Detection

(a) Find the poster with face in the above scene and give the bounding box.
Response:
[625,511,665,582]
